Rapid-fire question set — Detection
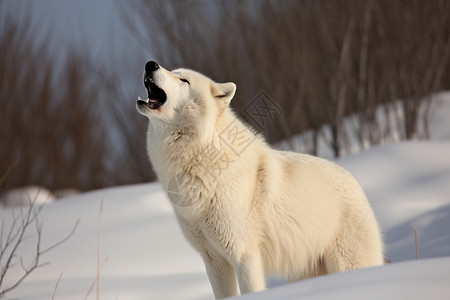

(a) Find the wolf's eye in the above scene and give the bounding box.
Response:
[180,78,190,85]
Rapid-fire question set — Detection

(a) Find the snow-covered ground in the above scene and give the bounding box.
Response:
[1,94,450,299]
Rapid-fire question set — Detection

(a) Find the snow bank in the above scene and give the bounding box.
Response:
[237,257,450,300]
[2,94,450,299]
[0,186,55,208]
[2,139,450,300]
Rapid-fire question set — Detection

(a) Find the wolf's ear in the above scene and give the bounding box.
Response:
[211,82,236,108]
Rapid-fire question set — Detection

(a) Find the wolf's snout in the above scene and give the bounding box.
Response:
[145,61,159,72]
[139,60,167,111]
[144,61,159,88]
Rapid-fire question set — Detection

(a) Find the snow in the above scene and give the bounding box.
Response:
[339,141,450,262]
[238,257,450,300]
[2,93,450,299]
[0,186,55,208]
[1,185,212,300]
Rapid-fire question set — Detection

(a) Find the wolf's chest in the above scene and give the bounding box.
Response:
[175,202,243,256]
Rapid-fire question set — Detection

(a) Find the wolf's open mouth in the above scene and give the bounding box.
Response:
[138,79,167,110]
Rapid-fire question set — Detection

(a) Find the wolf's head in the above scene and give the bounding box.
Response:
[137,61,236,134]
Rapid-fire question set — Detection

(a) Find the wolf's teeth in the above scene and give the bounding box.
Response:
[138,96,150,103]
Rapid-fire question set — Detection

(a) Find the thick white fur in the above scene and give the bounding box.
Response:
[137,65,384,298]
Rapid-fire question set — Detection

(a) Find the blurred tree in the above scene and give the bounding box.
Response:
[0,8,109,192]
[123,0,450,157]
[2,0,449,194]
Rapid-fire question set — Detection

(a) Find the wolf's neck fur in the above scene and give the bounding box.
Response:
[147,109,260,193]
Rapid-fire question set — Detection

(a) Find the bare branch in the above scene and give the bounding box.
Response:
[40,219,79,256]
[0,198,78,297]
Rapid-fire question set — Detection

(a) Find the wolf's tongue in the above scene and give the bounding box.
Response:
[148,99,162,109]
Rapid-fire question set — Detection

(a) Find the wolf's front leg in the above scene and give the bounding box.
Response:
[202,250,238,299]
[236,252,266,294]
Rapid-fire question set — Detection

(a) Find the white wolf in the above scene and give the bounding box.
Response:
[137,61,383,298]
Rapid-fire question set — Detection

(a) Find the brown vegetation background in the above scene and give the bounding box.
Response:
[1,0,450,193]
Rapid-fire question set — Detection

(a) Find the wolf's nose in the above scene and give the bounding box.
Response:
[145,61,159,72]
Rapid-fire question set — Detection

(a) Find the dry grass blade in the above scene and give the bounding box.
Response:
[415,227,418,260]
[97,199,104,300]
[52,272,63,300]
[84,259,107,300]
[84,199,105,300]
[0,160,17,187]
